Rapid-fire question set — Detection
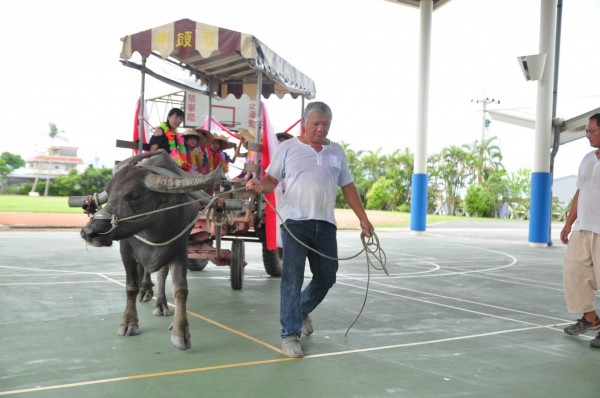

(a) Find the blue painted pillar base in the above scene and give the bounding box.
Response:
[410,173,428,232]
[528,172,552,245]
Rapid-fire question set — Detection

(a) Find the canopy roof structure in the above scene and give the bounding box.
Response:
[487,107,600,147]
[120,19,316,100]
[384,0,451,10]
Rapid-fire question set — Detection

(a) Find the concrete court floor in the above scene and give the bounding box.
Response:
[1,221,600,397]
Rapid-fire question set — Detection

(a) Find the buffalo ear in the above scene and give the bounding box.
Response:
[113,150,166,176]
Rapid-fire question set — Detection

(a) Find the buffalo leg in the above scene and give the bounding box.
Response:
[168,259,191,350]
[153,266,171,316]
[138,263,154,302]
[117,243,140,336]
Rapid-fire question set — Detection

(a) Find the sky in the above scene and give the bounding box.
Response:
[2,0,599,179]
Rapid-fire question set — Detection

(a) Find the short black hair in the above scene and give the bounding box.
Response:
[590,113,600,127]
[168,108,184,118]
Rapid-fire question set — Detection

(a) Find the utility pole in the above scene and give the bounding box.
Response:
[471,96,500,143]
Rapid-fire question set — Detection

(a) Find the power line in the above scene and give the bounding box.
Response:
[471,96,500,142]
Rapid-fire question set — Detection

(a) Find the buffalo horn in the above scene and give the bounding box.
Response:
[144,165,222,193]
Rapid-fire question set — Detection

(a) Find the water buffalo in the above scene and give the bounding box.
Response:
[80,150,220,350]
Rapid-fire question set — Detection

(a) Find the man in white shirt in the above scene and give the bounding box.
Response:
[245,101,374,358]
[561,113,600,348]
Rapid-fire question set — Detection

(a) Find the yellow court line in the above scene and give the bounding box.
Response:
[0,357,298,396]
[186,309,284,354]
[98,274,283,353]
[1,323,567,396]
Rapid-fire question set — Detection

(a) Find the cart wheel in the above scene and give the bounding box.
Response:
[230,239,245,290]
[262,246,282,277]
[187,259,208,271]
[254,224,283,277]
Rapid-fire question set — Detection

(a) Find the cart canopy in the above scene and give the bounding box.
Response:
[120,19,316,100]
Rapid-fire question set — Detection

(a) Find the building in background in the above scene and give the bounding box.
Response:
[8,146,84,193]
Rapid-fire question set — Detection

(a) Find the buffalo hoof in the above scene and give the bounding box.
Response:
[171,334,191,350]
[117,324,139,336]
[152,303,171,316]
[138,289,154,302]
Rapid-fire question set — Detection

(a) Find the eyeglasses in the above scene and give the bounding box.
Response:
[585,128,600,135]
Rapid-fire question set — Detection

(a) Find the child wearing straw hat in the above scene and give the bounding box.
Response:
[204,132,236,178]
[183,128,213,174]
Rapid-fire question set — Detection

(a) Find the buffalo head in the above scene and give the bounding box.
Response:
[80,154,220,247]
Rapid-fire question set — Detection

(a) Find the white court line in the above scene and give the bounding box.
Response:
[337,280,571,325]
[0,281,108,286]
[345,242,519,280]
[0,323,575,397]
[459,269,564,287]
[0,264,115,276]
[454,270,564,292]
[305,323,573,359]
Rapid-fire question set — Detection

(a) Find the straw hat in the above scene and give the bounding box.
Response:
[237,127,256,142]
[183,128,214,147]
[212,133,237,150]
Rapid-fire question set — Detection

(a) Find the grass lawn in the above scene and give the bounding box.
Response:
[0,195,502,228]
[0,195,83,213]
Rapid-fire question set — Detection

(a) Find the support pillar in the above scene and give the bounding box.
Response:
[410,0,432,233]
[529,0,557,247]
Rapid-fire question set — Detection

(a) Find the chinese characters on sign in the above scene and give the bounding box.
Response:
[183,91,253,130]
[248,102,257,129]
[185,92,198,126]
[176,31,193,48]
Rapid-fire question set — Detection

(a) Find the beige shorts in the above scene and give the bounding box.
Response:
[563,230,600,313]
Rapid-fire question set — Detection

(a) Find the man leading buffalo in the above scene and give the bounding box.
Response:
[245,101,374,358]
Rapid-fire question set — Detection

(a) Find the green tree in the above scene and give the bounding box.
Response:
[338,144,414,211]
[52,168,82,196]
[384,148,414,207]
[78,166,113,194]
[359,148,386,199]
[434,145,469,215]
[366,177,395,210]
[339,142,365,208]
[504,168,531,219]
[464,185,495,216]
[484,171,510,217]
[46,122,66,196]
[46,122,66,154]
[0,152,26,186]
[464,136,504,185]
[427,152,443,213]
[19,166,112,197]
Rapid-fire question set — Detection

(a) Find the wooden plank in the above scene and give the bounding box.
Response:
[116,140,150,151]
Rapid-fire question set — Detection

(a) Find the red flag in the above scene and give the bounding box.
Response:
[260,104,278,250]
[132,98,150,155]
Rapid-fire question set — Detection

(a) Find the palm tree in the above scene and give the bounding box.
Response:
[31,123,66,196]
[464,136,504,185]
[46,122,66,155]
[436,145,470,216]
[384,148,414,207]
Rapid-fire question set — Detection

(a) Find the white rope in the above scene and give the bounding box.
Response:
[94,186,248,245]
[133,214,200,246]
[261,194,388,336]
